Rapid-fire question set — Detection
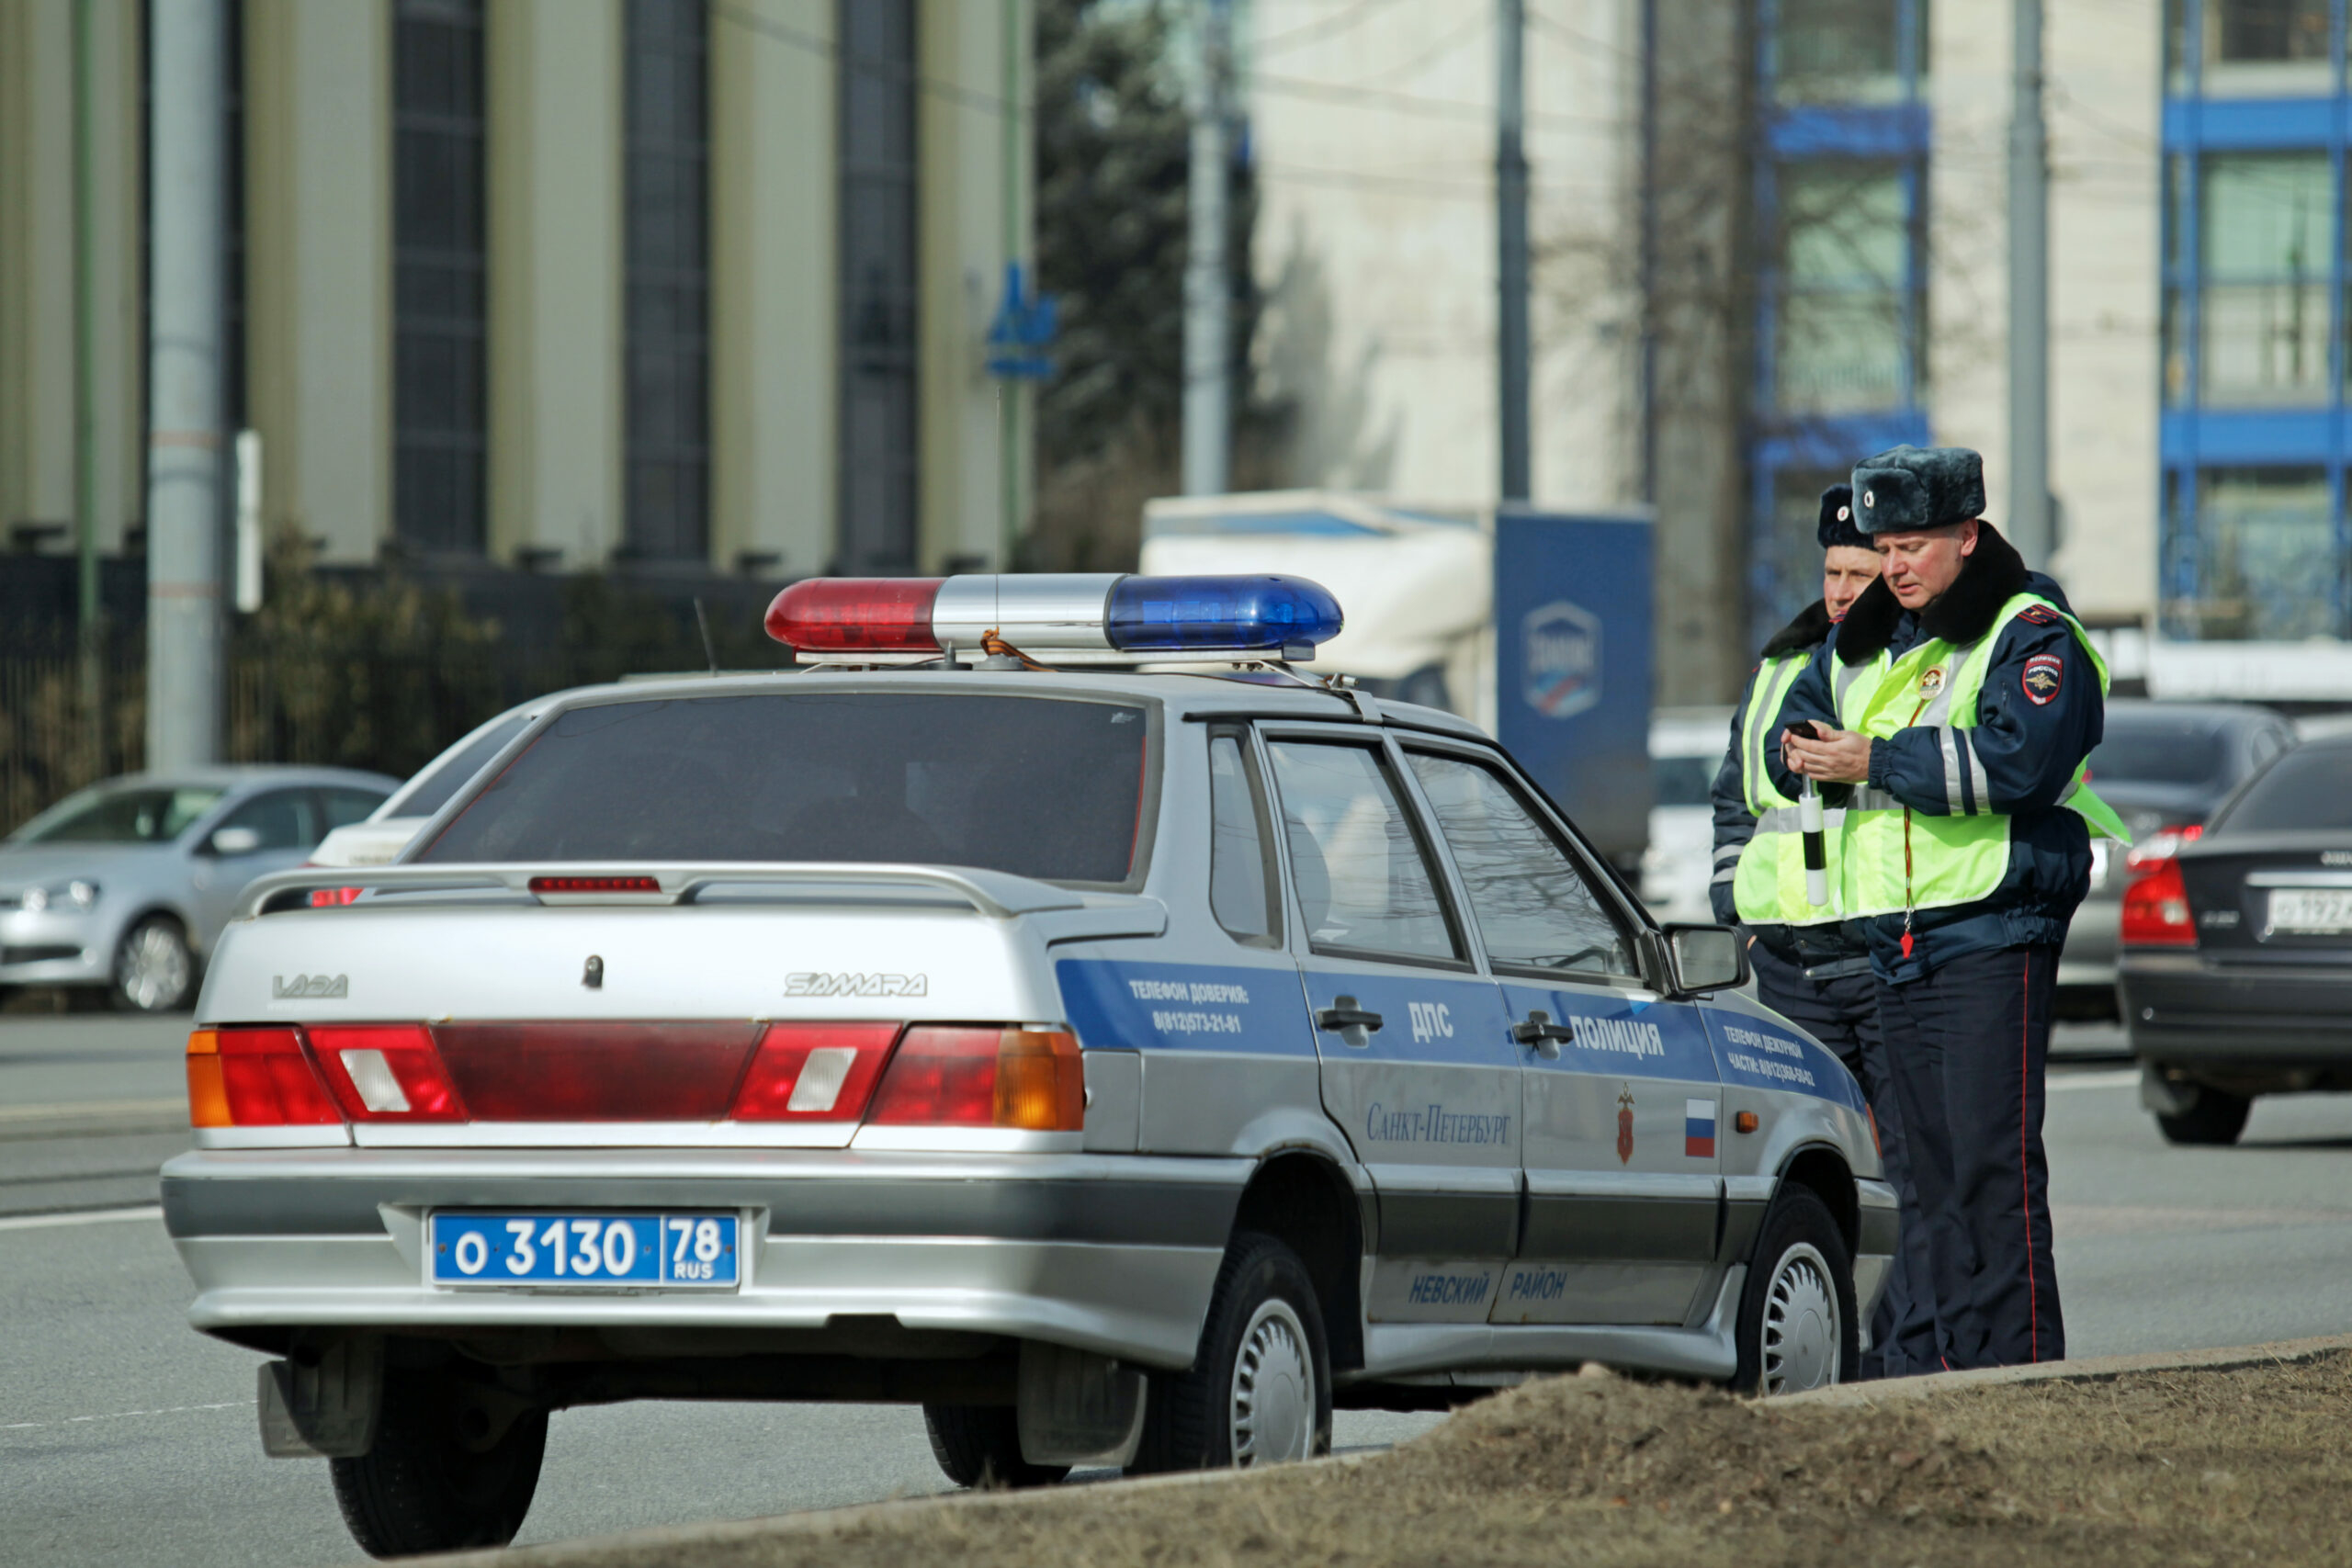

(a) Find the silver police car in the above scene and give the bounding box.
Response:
[162,575,1892,1558]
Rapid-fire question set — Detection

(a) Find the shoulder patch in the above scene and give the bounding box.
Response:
[2017,604,2062,626]
[2022,653,2064,705]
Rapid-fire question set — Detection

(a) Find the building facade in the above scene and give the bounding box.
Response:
[0,0,1034,595]
[1253,0,2352,705]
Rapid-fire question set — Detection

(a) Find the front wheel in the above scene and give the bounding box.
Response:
[922,1404,1069,1489]
[1129,1231,1331,1473]
[111,915,196,1012]
[2155,1085,2250,1146]
[1734,1184,1859,1395]
[330,1368,547,1558]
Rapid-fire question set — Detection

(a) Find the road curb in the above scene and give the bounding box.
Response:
[1776,1330,2352,1407]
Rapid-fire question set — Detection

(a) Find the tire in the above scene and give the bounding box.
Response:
[922,1404,1070,1489]
[330,1368,548,1558]
[1734,1183,1859,1396]
[111,915,196,1012]
[1129,1231,1331,1473]
[2155,1086,2250,1146]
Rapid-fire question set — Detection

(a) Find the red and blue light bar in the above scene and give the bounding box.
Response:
[765,573,1344,663]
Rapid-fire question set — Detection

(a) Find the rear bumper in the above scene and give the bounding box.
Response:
[161,1146,1247,1370]
[2120,953,2352,1067]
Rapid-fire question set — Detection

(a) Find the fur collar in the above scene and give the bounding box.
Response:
[1834,521,2030,665]
[1760,599,1833,660]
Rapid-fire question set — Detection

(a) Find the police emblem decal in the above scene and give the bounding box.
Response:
[2022,654,2064,705]
[1616,1085,1636,1165]
[1917,665,1946,697]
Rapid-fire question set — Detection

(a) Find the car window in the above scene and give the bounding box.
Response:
[1263,739,1459,964]
[218,789,320,852]
[2247,726,2291,774]
[11,785,225,844]
[319,788,387,830]
[390,711,535,819]
[2086,717,2228,786]
[1406,749,1639,981]
[417,694,1151,886]
[2212,744,2352,832]
[1651,754,1714,807]
[1207,734,1280,946]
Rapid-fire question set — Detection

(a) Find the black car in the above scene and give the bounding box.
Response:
[2120,733,2352,1145]
[2057,700,2297,1018]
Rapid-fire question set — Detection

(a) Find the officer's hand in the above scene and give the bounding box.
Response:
[1781,725,1872,784]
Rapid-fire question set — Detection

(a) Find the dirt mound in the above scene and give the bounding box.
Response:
[508,1351,2352,1568]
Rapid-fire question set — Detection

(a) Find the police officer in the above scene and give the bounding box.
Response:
[1769,446,2126,1370]
[1711,483,1938,1379]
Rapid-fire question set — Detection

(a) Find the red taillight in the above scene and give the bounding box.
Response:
[2120,825,2203,947]
[309,886,364,907]
[308,1025,467,1121]
[730,1022,900,1121]
[867,1027,1085,1131]
[764,578,944,653]
[187,1027,342,1128]
[528,875,663,895]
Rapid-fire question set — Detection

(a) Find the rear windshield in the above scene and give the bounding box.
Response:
[12,785,225,844]
[2212,745,2352,833]
[2086,718,2227,787]
[417,693,1151,885]
[1652,755,1714,808]
[389,711,535,820]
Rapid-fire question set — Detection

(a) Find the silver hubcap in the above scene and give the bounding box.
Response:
[120,924,188,1010]
[1760,1241,1840,1394]
[1229,1298,1315,1466]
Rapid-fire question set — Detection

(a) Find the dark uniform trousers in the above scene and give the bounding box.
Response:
[1748,943,1939,1378]
[1876,944,2064,1369]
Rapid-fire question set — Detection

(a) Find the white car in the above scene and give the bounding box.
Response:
[1642,707,1736,927]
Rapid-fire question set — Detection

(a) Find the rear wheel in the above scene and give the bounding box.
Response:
[111,915,195,1012]
[1129,1231,1330,1473]
[1734,1184,1858,1395]
[2154,1085,2250,1146]
[330,1367,547,1558]
[922,1404,1069,1489]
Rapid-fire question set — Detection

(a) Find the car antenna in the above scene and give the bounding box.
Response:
[693,597,718,674]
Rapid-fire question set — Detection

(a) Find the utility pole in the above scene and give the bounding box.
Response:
[72,0,102,773]
[2007,0,2051,568]
[146,0,226,769]
[1000,0,1022,567]
[1182,0,1231,497]
[1497,0,1531,503]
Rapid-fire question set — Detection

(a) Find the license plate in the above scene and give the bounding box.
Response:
[429,1212,740,1288]
[2267,888,2352,935]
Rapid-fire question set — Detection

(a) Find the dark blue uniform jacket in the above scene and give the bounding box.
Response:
[1709,601,1872,970]
[1763,524,2104,984]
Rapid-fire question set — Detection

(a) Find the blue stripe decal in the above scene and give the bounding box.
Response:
[1497,985,1721,1086]
[1056,959,1316,1057]
[1703,1011,1866,1111]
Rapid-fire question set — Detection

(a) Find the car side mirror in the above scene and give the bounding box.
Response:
[1662,922,1748,995]
[208,825,264,857]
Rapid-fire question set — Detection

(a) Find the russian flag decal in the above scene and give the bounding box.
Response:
[1685,1098,1717,1158]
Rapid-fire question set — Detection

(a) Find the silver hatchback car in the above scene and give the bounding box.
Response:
[162,575,1891,1558]
[0,766,396,1010]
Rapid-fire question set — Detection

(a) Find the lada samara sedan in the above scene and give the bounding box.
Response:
[163,574,1894,1558]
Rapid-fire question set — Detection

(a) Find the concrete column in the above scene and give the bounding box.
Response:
[709,0,834,580]
[917,0,1030,571]
[487,0,622,570]
[88,0,146,559]
[244,0,392,565]
[0,0,77,550]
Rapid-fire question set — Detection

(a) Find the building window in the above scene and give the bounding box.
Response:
[2169,468,2336,640]
[1771,0,1925,106]
[624,0,711,563]
[839,0,920,574]
[2167,0,2334,96]
[2198,154,2332,406]
[1770,162,1921,415]
[392,0,488,556]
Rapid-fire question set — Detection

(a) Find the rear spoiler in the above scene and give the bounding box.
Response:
[233,863,1098,921]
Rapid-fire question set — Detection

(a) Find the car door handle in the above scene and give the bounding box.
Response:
[1510,1010,1577,1046]
[1315,997,1384,1035]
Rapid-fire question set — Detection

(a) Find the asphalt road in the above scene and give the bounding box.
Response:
[8,1014,2352,1566]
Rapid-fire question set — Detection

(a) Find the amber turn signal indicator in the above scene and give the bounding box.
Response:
[1734,1111,1758,1135]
